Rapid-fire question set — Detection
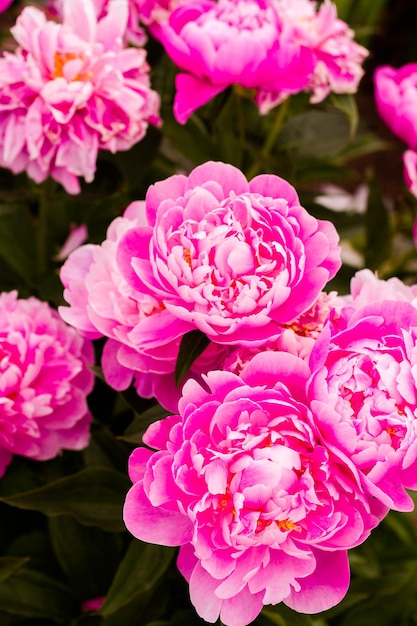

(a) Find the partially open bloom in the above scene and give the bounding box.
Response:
[0,0,160,193]
[374,63,417,150]
[274,0,368,105]
[116,161,341,347]
[124,352,382,626]
[308,294,417,513]
[155,0,315,123]
[0,291,94,476]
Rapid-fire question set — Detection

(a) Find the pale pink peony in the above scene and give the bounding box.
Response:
[124,352,383,625]
[59,200,228,411]
[0,291,94,475]
[154,0,315,123]
[274,0,368,105]
[116,161,341,347]
[48,0,185,46]
[374,63,417,150]
[308,295,417,513]
[0,0,160,194]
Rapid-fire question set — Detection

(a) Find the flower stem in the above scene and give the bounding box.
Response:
[36,178,53,277]
[246,96,290,179]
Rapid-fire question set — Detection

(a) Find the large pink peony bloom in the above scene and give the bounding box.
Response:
[59,200,227,411]
[374,63,417,150]
[0,291,94,475]
[0,0,160,194]
[124,352,383,626]
[116,161,341,347]
[308,294,417,513]
[274,0,368,105]
[154,0,315,123]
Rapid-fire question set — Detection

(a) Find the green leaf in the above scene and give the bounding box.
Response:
[278,110,351,159]
[49,516,125,599]
[261,604,315,626]
[118,403,171,445]
[98,540,174,624]
[0,204,36,285]
[364,178,392,271]
[0,467,130,532]
[0,567,77,621]
[330,93,359,138]
[175,329,211,386]
[0,557,28,585]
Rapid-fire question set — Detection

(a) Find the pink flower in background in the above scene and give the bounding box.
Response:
[155,0,315,123]
[0,0,160,194]
[0,0,13,12]
[0,291,94,476]
[308,297,417,513]
[124,352,383,625]
[374,63,417,149]
[116,161,341,347]
[275,0,368,104]
[403,149,417,199]
[48,0,184,45]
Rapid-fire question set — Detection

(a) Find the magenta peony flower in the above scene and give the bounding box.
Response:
[0,291,94,475]
[124,352,383,625]
[0,0,161,194]
[0,0,13,13]
[308,295,417,513]
[274,0,368,105]
[154,0,315,123]
[116,161,341,347]
[374,63,417,150]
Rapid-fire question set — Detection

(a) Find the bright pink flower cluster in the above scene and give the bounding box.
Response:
[124,352,385,625]
[155,0,367,123]
[60,161,341,409]
[59,159,417,623]
[374,63,417,200]
[0,0,161,194]
[0,291,94,476]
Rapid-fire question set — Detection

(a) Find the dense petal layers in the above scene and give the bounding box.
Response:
[308,294,417,512]
[0,0,160,193]
[0,291,94,474]
[117,161,341,346]
[124,352,381,625]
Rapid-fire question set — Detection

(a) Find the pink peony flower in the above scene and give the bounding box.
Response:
[124,352,383,625]
[116,161,341,347]
[308,295,417,513]
[0,0,161,194]
[59,200,228,411]
[274,0,368,105]
[0,291,94,475]
[154,0,315,123]
[374,63,417,150]
[0,0,13,12]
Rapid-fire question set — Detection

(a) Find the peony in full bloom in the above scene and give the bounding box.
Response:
[124,352,383,626]
[0,0,160,194]
[308,288,417,513]
[274,0,368,105]
[0,291,94,476]
[154,0,315,123]
[115,161,341,347]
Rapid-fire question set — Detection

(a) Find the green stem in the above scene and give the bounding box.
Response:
[235,90,246,168]
[246,97,290,179]
[36,178,53,276]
